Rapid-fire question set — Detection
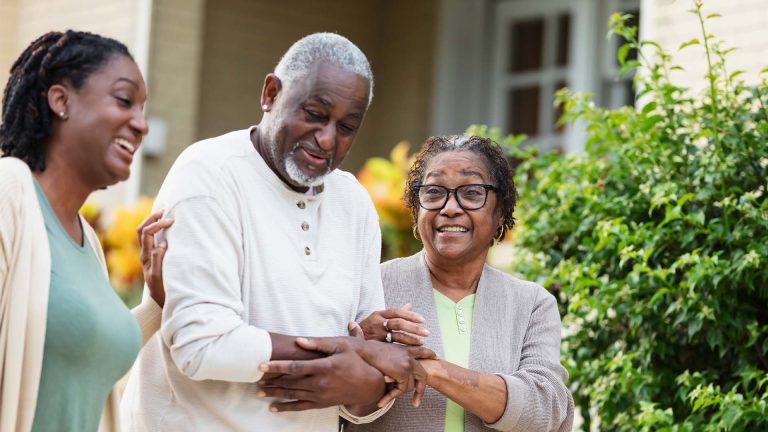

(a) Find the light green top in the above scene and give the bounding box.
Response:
[433,289,476,432]
[31,180,140,432]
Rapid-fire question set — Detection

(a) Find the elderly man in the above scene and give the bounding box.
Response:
[121,33,431,431]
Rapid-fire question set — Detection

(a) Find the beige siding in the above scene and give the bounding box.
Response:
[196,0,436,176]
[14,0,137,51]
[1,0,142,213]
[646,0,768,92]
[139,0,205,195]
[0,0,19,90]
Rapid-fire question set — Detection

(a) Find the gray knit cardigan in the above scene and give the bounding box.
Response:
[347,251,574,432]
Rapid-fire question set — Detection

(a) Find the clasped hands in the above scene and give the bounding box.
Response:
[258,305,435,414]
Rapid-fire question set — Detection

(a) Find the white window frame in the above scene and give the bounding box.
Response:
[432,0,640,153]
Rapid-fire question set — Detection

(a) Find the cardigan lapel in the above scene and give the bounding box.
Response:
[413,251,445,360]
[468,265,512,374]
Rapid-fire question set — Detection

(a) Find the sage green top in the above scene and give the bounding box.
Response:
[433,289,476,432]
[31,180,140,432]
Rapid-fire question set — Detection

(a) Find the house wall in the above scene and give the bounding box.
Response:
[0,0,146,213]
[193,0,436,181]
[139,0,206,195]
[0,0,19,90]
[642,0,768,92]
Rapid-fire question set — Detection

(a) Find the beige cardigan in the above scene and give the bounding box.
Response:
[0,157,161,432]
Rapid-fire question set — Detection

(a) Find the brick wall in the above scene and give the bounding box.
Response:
[645,0,768,92]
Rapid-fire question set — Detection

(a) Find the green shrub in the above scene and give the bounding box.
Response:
[474,3,768,430]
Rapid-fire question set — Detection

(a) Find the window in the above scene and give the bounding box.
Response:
[489,0,640,152]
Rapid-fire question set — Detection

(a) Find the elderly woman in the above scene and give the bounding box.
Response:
[0,30,168,432]
[348,135,574,431]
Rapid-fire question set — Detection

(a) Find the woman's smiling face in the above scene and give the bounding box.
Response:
[57,54,148,188]
[416,150,501,267]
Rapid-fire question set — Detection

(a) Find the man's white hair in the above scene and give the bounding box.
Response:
[274,32,374,106]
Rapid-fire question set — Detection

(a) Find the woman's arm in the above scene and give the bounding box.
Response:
[421,359,507,423]
[422,291,574,432]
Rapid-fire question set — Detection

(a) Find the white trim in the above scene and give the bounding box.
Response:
[123,0,153,203]
[490,0,576,151]
[430,0,492,136]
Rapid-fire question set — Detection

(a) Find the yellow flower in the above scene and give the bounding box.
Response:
[358,142,414,230]
[107,244,143,294]
[104,197,153,250]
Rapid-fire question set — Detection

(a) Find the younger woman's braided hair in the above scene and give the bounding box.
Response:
[0,30,132,170]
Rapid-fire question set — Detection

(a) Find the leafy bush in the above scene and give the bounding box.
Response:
[476,4,768,430]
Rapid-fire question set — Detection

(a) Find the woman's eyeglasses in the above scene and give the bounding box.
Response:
[414,184,498,211]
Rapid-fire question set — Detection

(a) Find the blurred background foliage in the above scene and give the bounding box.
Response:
[80,197,153,307]
[357,141,422,260]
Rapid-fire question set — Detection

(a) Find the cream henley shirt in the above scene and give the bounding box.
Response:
[121,128,386,431]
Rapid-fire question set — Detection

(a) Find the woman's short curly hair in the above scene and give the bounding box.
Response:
[404,135,516,241]
[0,30,131,170]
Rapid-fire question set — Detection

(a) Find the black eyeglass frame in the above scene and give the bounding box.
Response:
[414,184,499,211]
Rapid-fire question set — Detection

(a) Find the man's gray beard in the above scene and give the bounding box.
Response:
[284,146,330,187]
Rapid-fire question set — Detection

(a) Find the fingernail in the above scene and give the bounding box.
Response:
[296,337,308,344]
[257,380,265,386]
[348,321,357,331]
[259,363,269,372]
[422,329,430,335]
[416,314,425,322]
[269,406,278,413]
[160,241,168,248]
[256,391,266,397]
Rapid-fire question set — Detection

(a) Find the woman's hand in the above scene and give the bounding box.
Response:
[137,210,174,307]
[360,303,430,346]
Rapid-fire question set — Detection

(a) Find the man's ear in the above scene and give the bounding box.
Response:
[260,73,282,110]
[47,83,70,119]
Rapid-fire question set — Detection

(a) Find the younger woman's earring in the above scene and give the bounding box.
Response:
[59,111,67,119]
[412,226,421,241]
[262,104,269,111]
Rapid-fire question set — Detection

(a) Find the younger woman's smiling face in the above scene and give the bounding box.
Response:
[56,54,148,188]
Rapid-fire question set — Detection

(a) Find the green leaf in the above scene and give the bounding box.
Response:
[618,60,641,78]
[618,43,632,65]
[679,38,701,51]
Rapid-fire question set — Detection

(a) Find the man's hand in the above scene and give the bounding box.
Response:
[298,336,437,408]
[257,339,386,413]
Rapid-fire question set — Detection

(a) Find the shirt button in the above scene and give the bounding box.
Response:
[301,221,309,231]
[304,246,311,256]
[297,201,306,209]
